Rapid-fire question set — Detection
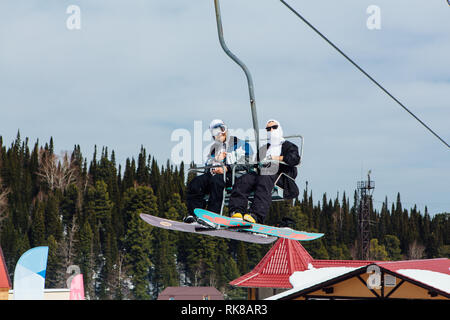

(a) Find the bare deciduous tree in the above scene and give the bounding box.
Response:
[408,240,426,259]
[0,177,11,223]
[37,149,78,191]
[0,177,10,225]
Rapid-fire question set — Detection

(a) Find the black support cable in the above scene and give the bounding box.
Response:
[280,0,449,149]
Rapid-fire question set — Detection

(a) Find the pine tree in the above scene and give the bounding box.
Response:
[1,133,449,300]
[121,158,135,192]
[122,186,157,299]
[86,180,116,299]
[45,193,63,241]
[383,235,402,260]
[236,242,249,275]
[46,235,65,288]
[75,219,94,299]
[151,228,179,296]
[303,238,328,259]
[186,236,217,286]
[369,239,388,260]
[30,201,46,247]
[60,184,80,231]
[289,202,309,231]
[136,146,150,185]
[214,239,239,292]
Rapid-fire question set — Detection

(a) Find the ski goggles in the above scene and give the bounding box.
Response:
[210,124,227,137]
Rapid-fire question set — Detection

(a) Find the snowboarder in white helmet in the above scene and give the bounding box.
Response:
[184,119,253,223]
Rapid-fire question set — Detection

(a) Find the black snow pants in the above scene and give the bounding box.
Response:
[186,172,231,215]
[228,172,278,223]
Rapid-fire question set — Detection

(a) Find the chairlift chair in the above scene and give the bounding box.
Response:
[188,135,304,215]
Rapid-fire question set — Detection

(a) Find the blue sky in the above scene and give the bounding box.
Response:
[0,0,449,215]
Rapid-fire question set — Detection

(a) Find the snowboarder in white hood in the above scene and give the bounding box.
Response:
[228,119,301,224]
[265,119,285,161]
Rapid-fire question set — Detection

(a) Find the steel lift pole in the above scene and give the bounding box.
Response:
[213,0,260,162]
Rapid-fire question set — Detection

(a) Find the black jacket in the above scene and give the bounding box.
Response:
[259,140,301,199]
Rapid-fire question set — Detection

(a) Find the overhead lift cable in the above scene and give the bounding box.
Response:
[280,0,449,149]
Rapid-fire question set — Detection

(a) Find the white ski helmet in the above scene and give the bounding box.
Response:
[209,119,228,138]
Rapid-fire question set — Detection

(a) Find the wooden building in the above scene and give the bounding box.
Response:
[268,259,449,300]
[230,238,374,299]
[230,238,449,300]
[8,288,71,300]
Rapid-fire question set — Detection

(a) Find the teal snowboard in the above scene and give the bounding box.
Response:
[194,208,324,241]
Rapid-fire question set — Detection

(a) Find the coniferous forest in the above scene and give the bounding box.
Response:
[0,133,448,300]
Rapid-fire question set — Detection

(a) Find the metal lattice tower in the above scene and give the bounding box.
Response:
[357,171,375,260]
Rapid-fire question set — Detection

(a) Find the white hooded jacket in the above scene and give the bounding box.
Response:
[265,119,285,159]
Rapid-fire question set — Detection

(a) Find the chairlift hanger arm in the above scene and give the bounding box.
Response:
[213,0,261,161]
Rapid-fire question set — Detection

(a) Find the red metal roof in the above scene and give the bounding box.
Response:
[312,259,376,268]
[378,258,450,275]
[0,246,12,289]
[230,238,374,289]
[230,238,450,289]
